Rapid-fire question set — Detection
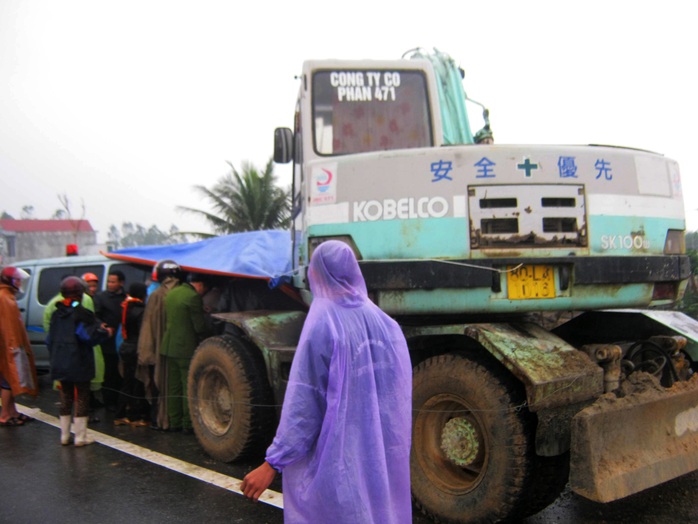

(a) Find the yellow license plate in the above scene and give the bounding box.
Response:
[507,265,556,300]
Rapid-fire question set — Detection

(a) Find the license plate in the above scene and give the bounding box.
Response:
[506,265,556,300]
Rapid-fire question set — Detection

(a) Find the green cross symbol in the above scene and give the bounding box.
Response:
[517,158,539,177]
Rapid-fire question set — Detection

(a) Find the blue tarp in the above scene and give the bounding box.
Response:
[104,230,293,284]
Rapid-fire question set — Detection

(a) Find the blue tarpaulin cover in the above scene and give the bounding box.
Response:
[104,230,292,283]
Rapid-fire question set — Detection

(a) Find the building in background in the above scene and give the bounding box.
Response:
[0,219,98,264]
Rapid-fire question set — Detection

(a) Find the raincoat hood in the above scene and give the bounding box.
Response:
[308,241,367,306]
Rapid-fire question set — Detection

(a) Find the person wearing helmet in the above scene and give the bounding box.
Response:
[42,275,105,421]
[1,266,31,297]
[47,276,111,446]
[0,267,38,427]
[160,267,210,434]
[81,272,100,297]
[136,260,182,430]
[154,259,183,282]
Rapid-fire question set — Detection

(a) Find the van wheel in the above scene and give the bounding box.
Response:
[411,352,534,523]
[188,335,275,462]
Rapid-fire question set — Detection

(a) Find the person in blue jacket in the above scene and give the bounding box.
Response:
[242,241,412,524]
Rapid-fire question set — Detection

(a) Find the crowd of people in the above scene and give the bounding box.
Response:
[2,245,414,522]
[0,259,221,442]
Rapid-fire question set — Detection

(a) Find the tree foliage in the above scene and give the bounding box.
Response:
[20,205,34,219]
[177,158,290,236]
[107,222,187,249]
[686,231,698,252]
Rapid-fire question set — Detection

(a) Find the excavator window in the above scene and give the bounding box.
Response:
[312,69,432,155]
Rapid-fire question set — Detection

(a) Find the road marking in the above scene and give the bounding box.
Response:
[18,405,284,509]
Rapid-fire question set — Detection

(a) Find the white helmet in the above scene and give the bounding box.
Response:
[0,266,30,294]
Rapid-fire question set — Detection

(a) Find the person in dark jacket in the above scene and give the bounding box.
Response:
[48,276,111,446]
[94,269,127,409]
[114,282,149,427]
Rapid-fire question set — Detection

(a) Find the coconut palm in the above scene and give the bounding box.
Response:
[178,159,290,236]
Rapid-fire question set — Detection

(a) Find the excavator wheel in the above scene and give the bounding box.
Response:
[188,335,275,462]
[411,352,536,523]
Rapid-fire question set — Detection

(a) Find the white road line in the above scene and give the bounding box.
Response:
[18,405,284,509]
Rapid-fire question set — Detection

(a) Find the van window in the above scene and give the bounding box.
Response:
[37,266,105,305]
[37,262,151,304]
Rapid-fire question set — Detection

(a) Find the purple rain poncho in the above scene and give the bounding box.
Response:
[265,241,412,524]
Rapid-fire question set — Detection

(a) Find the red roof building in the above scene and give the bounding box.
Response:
[0,219,97,264]
[0,219,94,233]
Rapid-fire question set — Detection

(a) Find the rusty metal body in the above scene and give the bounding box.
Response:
[570,373,698,502]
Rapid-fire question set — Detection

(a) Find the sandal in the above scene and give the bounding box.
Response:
[0,417,25,427]
[15,413,34,423]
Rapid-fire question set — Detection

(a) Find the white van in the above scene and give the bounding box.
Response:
[12,254,151,370]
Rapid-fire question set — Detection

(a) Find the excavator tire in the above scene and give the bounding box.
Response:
[411,352,535,523]
[188,335,275,462]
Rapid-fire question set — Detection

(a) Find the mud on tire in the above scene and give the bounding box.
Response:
[411,352,535,523]
[188,335,275,462]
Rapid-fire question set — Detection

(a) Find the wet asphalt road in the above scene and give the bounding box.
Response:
[1,373,696,523]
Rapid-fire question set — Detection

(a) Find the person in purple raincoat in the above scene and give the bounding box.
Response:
[242,240,412,524]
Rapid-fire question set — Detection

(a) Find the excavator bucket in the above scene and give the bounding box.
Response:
[570,374,698,502]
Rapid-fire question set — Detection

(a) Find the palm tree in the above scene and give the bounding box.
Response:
[178,159,290,236]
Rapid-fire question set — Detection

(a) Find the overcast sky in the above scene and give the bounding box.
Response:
[1,0,696,243]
